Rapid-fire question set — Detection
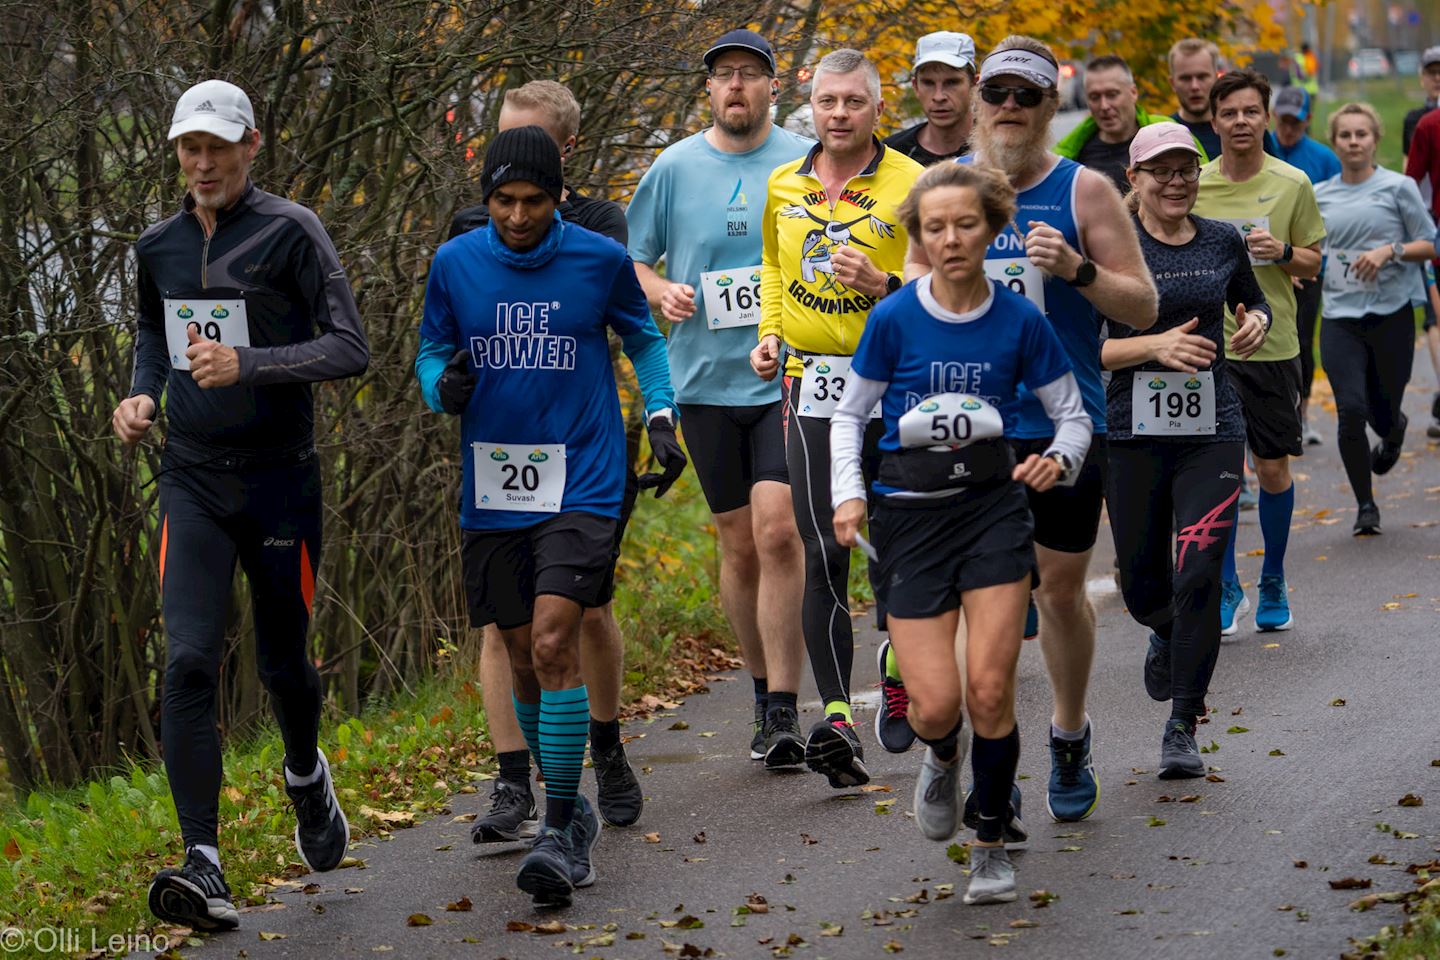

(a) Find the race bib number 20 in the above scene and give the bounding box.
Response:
[164,298,250,370]
[471,443,566,513]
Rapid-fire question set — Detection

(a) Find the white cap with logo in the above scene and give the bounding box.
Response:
[168,80,255,143]
[913,31,976,73]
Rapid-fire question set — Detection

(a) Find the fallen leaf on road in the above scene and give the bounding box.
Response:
[1148,817,1167,827]
[1293,860,1308,868]
[669,720,690,730]
[819,922,843,937]
[1368,854,1397,865]
[1330,698,1346,707]
[1399,794,1424,807]
[1350,894,1379,912]
[746,894,770,913]
[1009,919,1038,928]
[449,813,476,823]
[644,832,661,843]
[584,933,617,947]
[446,897,472,912]
[1059,846,1082,853]
[1206,773,1226,783]
[1179,795,1201,803]
[359,805,415,827]
[258,932,286,941]
[1029,890,1058,907]
[800,833,819,845]
[1226,726,1249,734]
[534,920,567,934]
[946,843,970,865]
[302,883,321,894]
[882,940,904,953]
[861,784,893,793]
[1156,795,1174,803]
[693,831,706,844]
[1263,643,1280,649]
[1394,593,1419,599]
[1199,741,1220,754]
[506,921,534,932]
[1328,878,1372,890]
[874,800,895,815]
[1381,602,1402,611]
[626,931,646,940]
[406,914,432,926]
[1269,749,1286,756]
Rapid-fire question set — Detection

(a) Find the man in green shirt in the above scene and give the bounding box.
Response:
[1192,69,1325,638]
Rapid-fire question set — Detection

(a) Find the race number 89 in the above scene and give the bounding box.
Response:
[188,320,224,341]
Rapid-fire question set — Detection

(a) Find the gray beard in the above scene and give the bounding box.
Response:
[972,121,1051,181]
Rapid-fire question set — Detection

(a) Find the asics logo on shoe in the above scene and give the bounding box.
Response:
[1175,487,1240,572]
[1219,471,1239,481]
[263,537,296,547]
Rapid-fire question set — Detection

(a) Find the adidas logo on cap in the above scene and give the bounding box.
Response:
[195,100,216,112]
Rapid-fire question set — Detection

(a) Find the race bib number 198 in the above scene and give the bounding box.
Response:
[699,266,762,329]
[471,443,566,513]
[1131,371,1216,436]
[164,298,250,370]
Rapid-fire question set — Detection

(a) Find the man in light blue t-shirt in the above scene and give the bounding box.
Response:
[627,28,812,765]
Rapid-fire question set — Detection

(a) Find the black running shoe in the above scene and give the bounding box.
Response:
[962,782,1029,849]
[591,740,643,827]
[472,778,539,843]
[1353,501,1382,536]
[874,640,917,754]
[148,848,239,932]
[1144,632,1172,702]
[285,748,349,872]
[1371,413,1407,475]
[1158,719,1205,779]
[750,701,766,761]
[568,795,601,888]
[763,705,805,768]
[804,715,870,788]
[517,826,575,907]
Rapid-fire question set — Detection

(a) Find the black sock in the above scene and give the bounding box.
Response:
[589,718,621,754]
[970,726,1020,843]
[1169,704,1200,729]
[544,796,576,830]
[919,716,964,763]
[766,690,798,718]
[753,676,769,711]
[498,749,531,786]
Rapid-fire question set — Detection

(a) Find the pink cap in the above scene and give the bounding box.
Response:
[1129,122,1201,166]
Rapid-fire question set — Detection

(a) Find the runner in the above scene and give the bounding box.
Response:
[415,126,684,906]
[113,80,369,931]
[1401,46,1440,160]
[884,31,976,166]
[1314,103,1436,535]
[1167,39,1223,160]
[1192,68,1325,636]
[831,161,1090,904]
[1057,54,1191,194]
[447,81,647,841]
[1269,86,1341,446]
[750,48,923,786]
[1103,122,1268,778]
[625,29,812,766]
[1403,47,1440,441]
[911,36,1158,824]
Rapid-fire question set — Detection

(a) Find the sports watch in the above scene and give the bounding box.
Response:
[886,273,903,295]
[1044,450,1076,484]
[1391,241,1406,263]
[1067,258,1097,288]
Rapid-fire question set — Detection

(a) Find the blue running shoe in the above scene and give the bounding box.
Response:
[1023,599,1039,641]
[1220,580,1249,637]
[1255,575,1293,632]
[1046,726,1098,823]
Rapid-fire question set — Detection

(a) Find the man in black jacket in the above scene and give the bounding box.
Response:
[112,79,369,932]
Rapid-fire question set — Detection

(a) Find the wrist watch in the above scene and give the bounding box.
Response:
[1067,258,1097,288]
[1391,241,1405,263]
[1276,243,1293,264]
[1044,450,1075,484]
[885,273,903,295]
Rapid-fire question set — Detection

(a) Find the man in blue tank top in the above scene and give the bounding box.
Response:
[910,36,1158,827]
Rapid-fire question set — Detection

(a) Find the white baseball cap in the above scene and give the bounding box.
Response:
[913,32,976,73]
[167,80,255,142]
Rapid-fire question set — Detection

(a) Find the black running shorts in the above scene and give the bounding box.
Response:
[870,481,1037,620]
[677,400,788,514]
[1228,357,1304,460]
[461,512,617,629]
[1008,434,1109,554]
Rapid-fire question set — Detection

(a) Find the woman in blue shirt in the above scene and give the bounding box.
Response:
[830,162,1090,906]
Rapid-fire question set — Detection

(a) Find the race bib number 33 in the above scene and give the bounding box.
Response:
[164,298,250,369]
[797,355,880,419]
[472,443,566,513]
[1132,371,1216,436]
[699,266,762,329]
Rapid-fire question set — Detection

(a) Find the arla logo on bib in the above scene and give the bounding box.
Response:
[1003,262,1024,277]
[527,449,549,463]
[961,398,982,411]
[473,442,566,513]
[816,362,832,374]
[918,399,940,413]
[716,274,734,287]
[699,264,763,329]
[211,305,229,319]
[490,448,510,462]
[177,305,194,319]
[897,393,1005,449]
[1148,376,1167,390]
[1184,377,1202,390]
[163,296,250,370]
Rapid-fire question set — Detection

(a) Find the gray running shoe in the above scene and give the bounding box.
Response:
[1157,719,1205,780]
[913,743,966,841]
[567,794,601,888]
[963,845,1017,905]
[1144,632,1172,701]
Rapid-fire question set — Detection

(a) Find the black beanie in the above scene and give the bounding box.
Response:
[481,125,564,203]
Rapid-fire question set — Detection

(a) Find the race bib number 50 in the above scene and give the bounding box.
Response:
[699,266,763,329]
[164,298,250,369]
[472,443,566,513]
[1132,371,1216,436]
[898,393,1005,449]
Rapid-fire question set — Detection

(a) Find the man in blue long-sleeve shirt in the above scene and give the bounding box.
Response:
[415,125,684,908]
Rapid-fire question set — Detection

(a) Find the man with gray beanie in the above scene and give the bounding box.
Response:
[114,78,370,932]
[415,125,683,907]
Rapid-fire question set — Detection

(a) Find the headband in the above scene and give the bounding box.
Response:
[979,49,1059,89]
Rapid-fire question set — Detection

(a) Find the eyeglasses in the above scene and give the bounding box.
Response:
[978,84,1045,108]
[1135,164,1201,184]
[710,67,771,83]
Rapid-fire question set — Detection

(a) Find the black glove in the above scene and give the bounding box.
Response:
[637,412,687,498]
[437,348,476,415]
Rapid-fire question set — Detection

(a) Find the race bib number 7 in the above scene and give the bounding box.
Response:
[699,266,763,329]
[472,443,566,513]
[164,298,250,370]
[1325,248,1379,294]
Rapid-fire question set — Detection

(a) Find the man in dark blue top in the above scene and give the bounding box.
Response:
[416,126,684,907]
[113,79,369,934]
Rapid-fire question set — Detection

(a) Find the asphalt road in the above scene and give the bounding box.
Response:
[164,361,1439,959]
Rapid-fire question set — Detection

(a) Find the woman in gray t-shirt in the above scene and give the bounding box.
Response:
[1314,103,1438,536]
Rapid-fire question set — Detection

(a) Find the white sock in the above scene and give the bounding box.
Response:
[1051,714,1090,742]
[285,752,324,787]
[192,844,221,870]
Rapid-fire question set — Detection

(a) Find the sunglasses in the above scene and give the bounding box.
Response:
[979,84,1046,108]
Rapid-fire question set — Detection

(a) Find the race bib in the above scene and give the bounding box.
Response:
[1220,216,1271,266]
[984,258,1046,312]
[897,393,1006,449]
[471,443,566,513]
[1324,248,1379,295]
[1131,371,1216,436]
[797,355,880,420]
[164,298,250,370]
[699,266,763,329]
